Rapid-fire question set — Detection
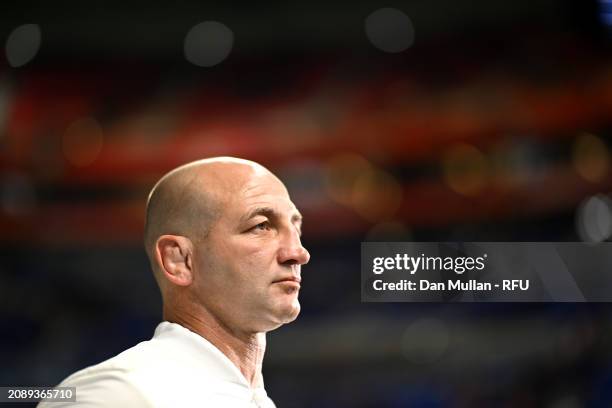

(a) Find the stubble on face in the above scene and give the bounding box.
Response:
[190,166,304,334]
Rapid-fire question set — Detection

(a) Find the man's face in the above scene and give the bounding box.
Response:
[192,167,310,333]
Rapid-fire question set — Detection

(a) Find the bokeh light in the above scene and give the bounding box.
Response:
[351,168,403,222]
[572,133,610,183]
[576,194,612,242]
[365,8,415,53]
[324,153,402,222]
[184,21,234,67]
[442,143,489,195]
[324,153,373,206]
[5,24,41,68]
[1,3,611,407]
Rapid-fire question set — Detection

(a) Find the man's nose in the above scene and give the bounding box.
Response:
[277,229,310,266]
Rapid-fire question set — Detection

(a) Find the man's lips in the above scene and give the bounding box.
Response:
[272,276,302,284]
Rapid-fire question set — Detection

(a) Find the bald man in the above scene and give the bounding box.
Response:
[39,157,310,408]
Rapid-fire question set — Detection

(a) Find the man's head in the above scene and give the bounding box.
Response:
[144,157,310,334]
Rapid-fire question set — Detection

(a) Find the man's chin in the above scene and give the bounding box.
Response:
[285,302,301,322]
[267,301,300,329]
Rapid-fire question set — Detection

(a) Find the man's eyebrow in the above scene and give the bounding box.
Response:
[242,207,276,223]
[291,213,303,226]
[242,207,303,227]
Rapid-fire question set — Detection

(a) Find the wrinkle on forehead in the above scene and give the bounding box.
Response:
[240,172,289,199]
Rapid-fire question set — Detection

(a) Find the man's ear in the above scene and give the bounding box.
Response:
[155,235,194,286]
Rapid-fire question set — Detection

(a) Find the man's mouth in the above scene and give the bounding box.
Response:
[272,276,301,286]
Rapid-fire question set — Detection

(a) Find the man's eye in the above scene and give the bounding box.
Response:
[253,222,270,231]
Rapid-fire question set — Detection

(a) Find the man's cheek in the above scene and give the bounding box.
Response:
[243,255,263,273]
[242,241,268,256]
[236,240,269,260]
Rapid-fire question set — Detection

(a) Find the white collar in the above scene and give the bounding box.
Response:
[152,321,265,391]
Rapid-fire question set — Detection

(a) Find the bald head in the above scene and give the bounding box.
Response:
[143,157,274,283]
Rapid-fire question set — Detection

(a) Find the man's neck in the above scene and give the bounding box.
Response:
[163,304,266,388]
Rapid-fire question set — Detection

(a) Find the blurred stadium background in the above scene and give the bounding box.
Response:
[2,0,612,406]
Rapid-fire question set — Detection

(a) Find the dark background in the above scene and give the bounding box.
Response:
[2,1,612,406]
